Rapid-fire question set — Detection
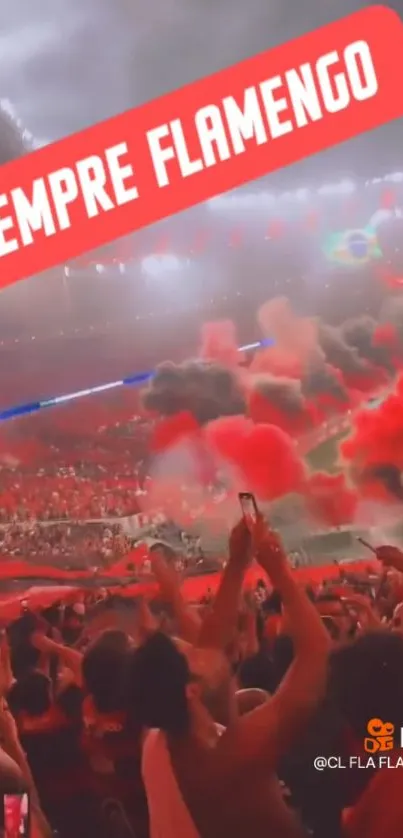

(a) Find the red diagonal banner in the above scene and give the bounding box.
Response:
[0,5,402,290]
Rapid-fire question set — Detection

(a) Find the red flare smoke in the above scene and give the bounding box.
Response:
[342,365,389,394]
[372,323,403,369]
[372,323,400,350]
[340,375,403,501]
[150,411,200,453]
[206,416,306,501]
[199,320,242,366]
[250,346,303,379]
[248,388,312,435]
[305,472,358,526]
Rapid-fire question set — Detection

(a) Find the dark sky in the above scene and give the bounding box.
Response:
[1,0,402,186]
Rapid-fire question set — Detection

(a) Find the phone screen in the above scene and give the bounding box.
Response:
[3,794,30,838]
[239,492,258,524]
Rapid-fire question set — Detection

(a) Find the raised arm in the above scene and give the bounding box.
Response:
[150,548,202,644]
[216,521,330,773]
[30,633,83,685]
[197,519,251,650]
[136,596,159,642]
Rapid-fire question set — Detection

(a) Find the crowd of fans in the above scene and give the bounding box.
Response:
[0,425,227,572]
[0,413,153,523]
[0,364,401,837]
[0,520,402,838]
[0,523,136,569]
[0,467,145,524]
[0,422,152,574]
[0,497,205,576]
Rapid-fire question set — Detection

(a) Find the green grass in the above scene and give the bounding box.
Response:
[305,429,350,474]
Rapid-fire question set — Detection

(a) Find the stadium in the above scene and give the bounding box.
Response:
[2,6,403,838]
[1,92,403,578]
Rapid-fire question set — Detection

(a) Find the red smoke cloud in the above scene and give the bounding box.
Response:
[341,379,403,471]
[206,416,306,500]
[339,375,403,502]
[342,365,389,394]
[250,346,303,379]
[150,411,200,453]
[304,472,358,526]
[372,323,403,370]
[199,320,243,366]
[372,323,400,351]
[248,387,313,435]
[257,297,318,361]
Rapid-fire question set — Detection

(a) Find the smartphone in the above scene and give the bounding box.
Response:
[239,492,259,525]
[3,793,30,838]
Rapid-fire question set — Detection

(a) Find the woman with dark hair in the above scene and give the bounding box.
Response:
[81,630,148,838]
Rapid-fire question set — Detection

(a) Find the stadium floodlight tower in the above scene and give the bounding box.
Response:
[0,99,34,164]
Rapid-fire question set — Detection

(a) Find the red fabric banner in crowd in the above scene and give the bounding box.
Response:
[0,558,380,625]
[0,559,92,581]
[0,7,402,289]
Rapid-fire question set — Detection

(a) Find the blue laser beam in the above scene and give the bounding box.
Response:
[0,338,274,423]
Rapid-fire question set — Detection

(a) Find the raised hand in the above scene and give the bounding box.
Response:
[252,517,288,579]
[228,518,252,567]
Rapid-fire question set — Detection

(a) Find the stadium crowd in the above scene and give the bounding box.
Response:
[0,462,146,524]
[0,522,135,569]
[0,520,402,838]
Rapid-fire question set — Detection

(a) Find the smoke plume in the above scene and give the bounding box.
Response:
[340,375,403,501]
[341,315,394,371]
[317,323,367,376]
[142,360,246,425]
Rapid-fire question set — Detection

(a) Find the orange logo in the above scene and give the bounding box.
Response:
[364,718,395,753]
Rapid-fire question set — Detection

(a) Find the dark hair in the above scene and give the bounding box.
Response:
[82,630,131,714]
[57,683,83,723]
[127,632,190,737]
[7,613,41,678]
[238,650,274,693]
[330,632,403,738]
[262,590,282,615]
[255,610,265,646]
[272,634,294,691]
[8,644,41,681]
[41,604,62,628]
[8,671,52,717]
